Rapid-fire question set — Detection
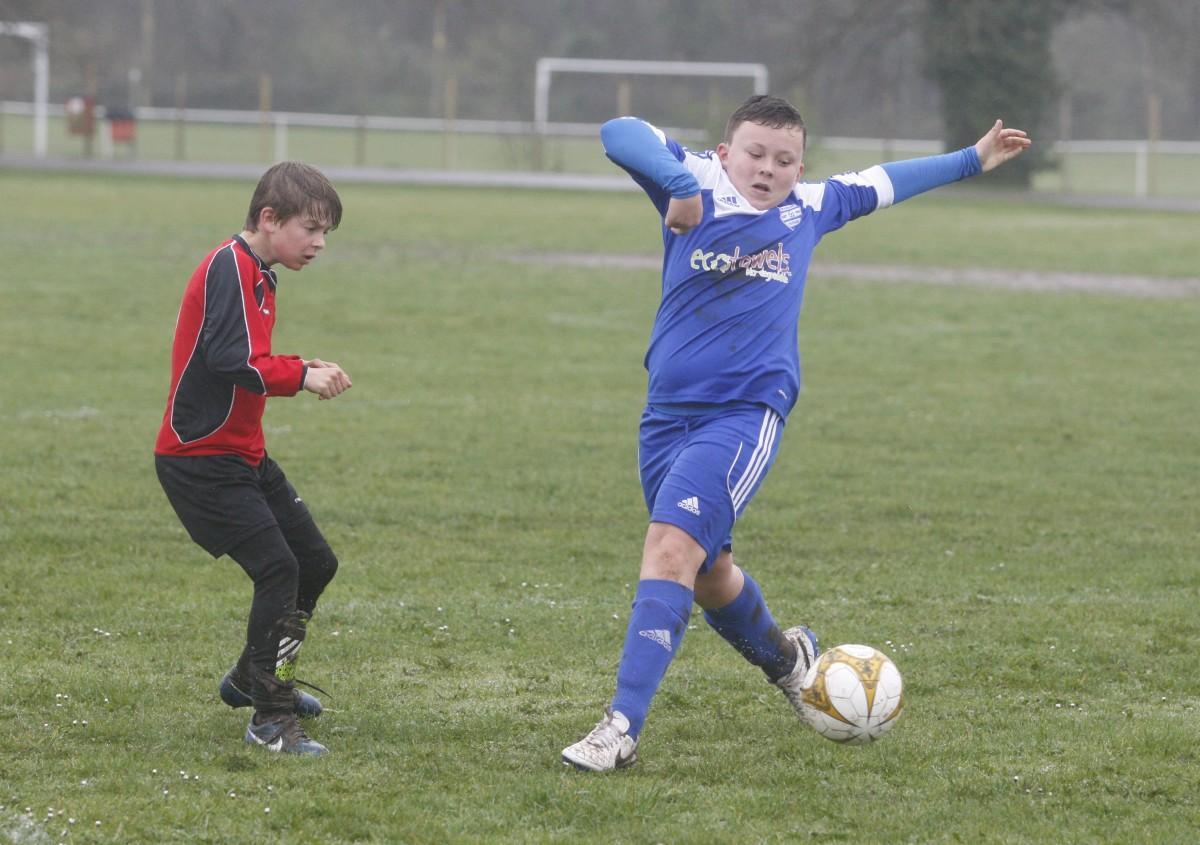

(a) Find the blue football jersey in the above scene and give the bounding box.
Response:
[601,117,980,419]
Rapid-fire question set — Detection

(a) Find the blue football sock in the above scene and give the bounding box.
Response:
[703,572,797,681]
[611,579,694,738]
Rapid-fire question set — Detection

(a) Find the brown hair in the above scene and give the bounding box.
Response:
[724,94,807,150]
[244,161,343,231]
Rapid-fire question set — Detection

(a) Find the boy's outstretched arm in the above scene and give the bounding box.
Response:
[875,120,1032,206]
[974,120,1032,172]
[601,117,701,233]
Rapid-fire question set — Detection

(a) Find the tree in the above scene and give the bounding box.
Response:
[921,0,1068,186]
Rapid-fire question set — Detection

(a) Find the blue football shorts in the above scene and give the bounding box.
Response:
[639,402,785,572]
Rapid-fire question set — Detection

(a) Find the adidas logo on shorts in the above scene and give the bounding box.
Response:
[677,496,700,515]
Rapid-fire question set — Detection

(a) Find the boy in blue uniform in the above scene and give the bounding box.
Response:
[562,95,1030,771]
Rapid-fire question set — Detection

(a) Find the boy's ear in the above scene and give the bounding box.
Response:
[258,206,279,231]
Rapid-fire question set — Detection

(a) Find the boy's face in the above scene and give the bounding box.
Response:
[717,120,805,211]
[259,209,332,271]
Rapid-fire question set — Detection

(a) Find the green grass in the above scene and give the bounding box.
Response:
[1,170,1199,843]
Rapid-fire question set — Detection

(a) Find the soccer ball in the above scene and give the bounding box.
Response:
[799,644,904,745]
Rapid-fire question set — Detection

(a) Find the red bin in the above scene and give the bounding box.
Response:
[107,107,137,143]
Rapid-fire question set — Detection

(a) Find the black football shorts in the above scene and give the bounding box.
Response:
[154,453,313,557]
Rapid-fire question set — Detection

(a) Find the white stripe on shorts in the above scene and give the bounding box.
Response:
[727,408,781,513]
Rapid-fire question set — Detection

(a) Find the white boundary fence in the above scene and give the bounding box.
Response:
[0,99,706,161]
[2,100,1198,199]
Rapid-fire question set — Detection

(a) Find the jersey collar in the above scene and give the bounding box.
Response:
[711,170,769,219]
[231,234,279,289]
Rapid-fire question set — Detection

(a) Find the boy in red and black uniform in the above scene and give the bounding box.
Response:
[155,161,351,756]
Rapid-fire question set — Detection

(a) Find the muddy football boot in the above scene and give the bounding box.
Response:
[772,625,820,721]
[245,711,328,756]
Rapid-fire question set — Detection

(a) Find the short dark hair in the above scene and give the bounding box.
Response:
[244,161,342,232]
[724,94,807,150]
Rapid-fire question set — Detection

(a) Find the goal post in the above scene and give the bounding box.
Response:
[534,57,769,134]
[0,21,49,157]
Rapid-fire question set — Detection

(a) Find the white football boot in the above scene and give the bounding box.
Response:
[772,625,820,721]
[561,707,638,772]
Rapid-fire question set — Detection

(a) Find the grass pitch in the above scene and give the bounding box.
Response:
[1,170,1198,843]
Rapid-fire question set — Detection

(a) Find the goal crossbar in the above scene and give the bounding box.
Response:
[534,57,768,132]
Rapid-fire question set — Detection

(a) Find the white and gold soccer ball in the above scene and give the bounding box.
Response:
[799,644,904,745]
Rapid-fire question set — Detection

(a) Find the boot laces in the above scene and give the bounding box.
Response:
[294,677,331,698]
[280,715,314,745]
[582,709,624,750]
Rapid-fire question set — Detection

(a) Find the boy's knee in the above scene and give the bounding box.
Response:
[317,549,338,586]
[230,529,299,586]
[694,558,743,609]
[641,523,706,583]
[302,542,338,583]
[259,553,300,589]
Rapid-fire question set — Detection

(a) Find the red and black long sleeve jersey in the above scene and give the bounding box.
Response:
[154,235,306,464]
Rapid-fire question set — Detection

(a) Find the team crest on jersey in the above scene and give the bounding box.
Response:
[778,204,804,229]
